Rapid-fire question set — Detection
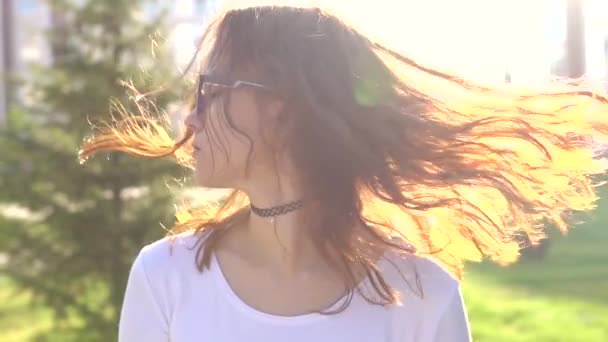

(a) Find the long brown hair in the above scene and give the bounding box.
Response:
[80,5,608,308]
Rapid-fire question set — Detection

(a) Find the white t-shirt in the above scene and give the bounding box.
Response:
[118,231,471,342]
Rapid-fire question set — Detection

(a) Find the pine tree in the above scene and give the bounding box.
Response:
[0,0,191,340]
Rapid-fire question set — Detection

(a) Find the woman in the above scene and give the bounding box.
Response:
[80,4,608,342]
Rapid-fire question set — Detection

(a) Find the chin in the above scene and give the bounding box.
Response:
[193,153,245,189]
[194,167,238,189]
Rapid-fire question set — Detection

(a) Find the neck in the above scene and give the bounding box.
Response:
[236,168,320,273]
[250,199,304,218]
[245,209,316,271]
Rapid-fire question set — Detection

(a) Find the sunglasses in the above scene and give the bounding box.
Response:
[195,74,271,118]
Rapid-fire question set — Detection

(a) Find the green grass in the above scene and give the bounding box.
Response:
[464,189,608,341]
[464,279,608,341]
[2,190,608,341]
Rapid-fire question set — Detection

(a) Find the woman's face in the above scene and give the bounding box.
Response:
[184,69,280,189]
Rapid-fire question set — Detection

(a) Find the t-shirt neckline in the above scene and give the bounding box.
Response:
[210,252,353,326]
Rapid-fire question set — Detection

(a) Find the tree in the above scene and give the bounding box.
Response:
[0,0,190,340]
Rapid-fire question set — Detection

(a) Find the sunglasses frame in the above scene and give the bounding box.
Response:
[195,74,271,118]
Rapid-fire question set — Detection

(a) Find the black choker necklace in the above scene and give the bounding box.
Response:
[250,199,304,218]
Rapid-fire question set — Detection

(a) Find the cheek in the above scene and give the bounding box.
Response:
[193,97,258,175]
[224,94,263,160]
[227,92,261,133]
[193,94,266,185]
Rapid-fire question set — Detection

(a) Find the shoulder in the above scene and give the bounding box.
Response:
[134,230,204,281]
[376,251,465,338]
[394,255,471,341]
[121,231,209,330]
[139,230,201,260]
[380,251,459,308]
[129,230,211,311]
[412,255,459,295]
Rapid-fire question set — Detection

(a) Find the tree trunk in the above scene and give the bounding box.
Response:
[1,0,15,126]
[566,0,586,77]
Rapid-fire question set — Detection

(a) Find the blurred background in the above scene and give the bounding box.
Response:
[0,0,607,341]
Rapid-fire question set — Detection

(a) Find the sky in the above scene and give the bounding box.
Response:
[211,0,607,83]
[11,0,608,83]
[325,0,568,83]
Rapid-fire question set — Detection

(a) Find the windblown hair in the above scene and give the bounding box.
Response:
[80,5,608,308]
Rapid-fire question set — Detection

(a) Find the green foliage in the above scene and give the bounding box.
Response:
[0,0,190,340]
